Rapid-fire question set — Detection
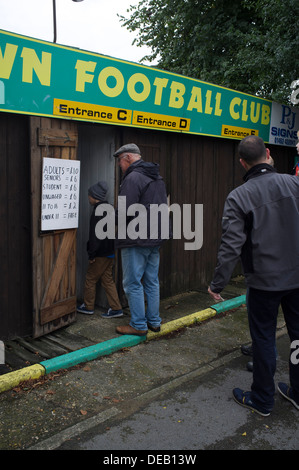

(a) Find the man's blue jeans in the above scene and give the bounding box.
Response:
[247,287,299,411]
[121,246,162,331]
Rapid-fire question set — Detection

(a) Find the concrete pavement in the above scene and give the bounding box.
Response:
[0,280,294,450]
[0,282,246,394]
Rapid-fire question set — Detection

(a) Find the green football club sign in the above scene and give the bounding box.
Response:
[0,29,273,141]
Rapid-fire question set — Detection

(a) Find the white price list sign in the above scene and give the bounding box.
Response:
[41,157,81,231]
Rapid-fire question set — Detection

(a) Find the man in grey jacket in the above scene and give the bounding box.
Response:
[209,135,299,416]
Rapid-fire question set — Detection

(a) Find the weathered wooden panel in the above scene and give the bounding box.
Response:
[38,128,78,147]
[40,297,77,325]
[0,113,32,340]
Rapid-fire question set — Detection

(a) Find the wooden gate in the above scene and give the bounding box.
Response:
[30,117,78,338]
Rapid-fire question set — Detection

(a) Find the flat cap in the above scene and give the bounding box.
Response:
[113,143,140,158]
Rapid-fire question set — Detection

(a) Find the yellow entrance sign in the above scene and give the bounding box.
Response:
[132,110,190,132]
[221,125,259,139]
[53,99,132,124]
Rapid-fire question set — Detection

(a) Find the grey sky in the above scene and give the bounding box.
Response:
[0,0,151,64]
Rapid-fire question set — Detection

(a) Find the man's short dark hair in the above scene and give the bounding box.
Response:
[238,135,266,164]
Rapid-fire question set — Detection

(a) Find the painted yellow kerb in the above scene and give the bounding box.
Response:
[146,308,216,340]
[0,364,45,393]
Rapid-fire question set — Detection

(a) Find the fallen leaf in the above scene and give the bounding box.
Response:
[80,410,87,415]
[165,304,175,310]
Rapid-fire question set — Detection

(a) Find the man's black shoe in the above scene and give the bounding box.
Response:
[241,344,253,356]
[147,323,161,332]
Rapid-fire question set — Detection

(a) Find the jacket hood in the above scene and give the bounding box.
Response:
[125,160,161,180]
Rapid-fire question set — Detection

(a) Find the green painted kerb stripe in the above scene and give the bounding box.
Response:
[211,295,246,314]
[40,335,146,374]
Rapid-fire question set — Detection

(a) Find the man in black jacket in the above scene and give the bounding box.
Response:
[209,135,299,416]
[113,143,169,336]
[77,181,123,318]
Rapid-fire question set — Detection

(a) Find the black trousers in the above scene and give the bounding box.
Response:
[247,287,299,411]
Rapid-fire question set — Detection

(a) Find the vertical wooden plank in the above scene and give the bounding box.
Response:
[188,134,200,290]
[30,116,44,336]
[170,134,180,295]
[0,114,9,338]
[43,236,52,291]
